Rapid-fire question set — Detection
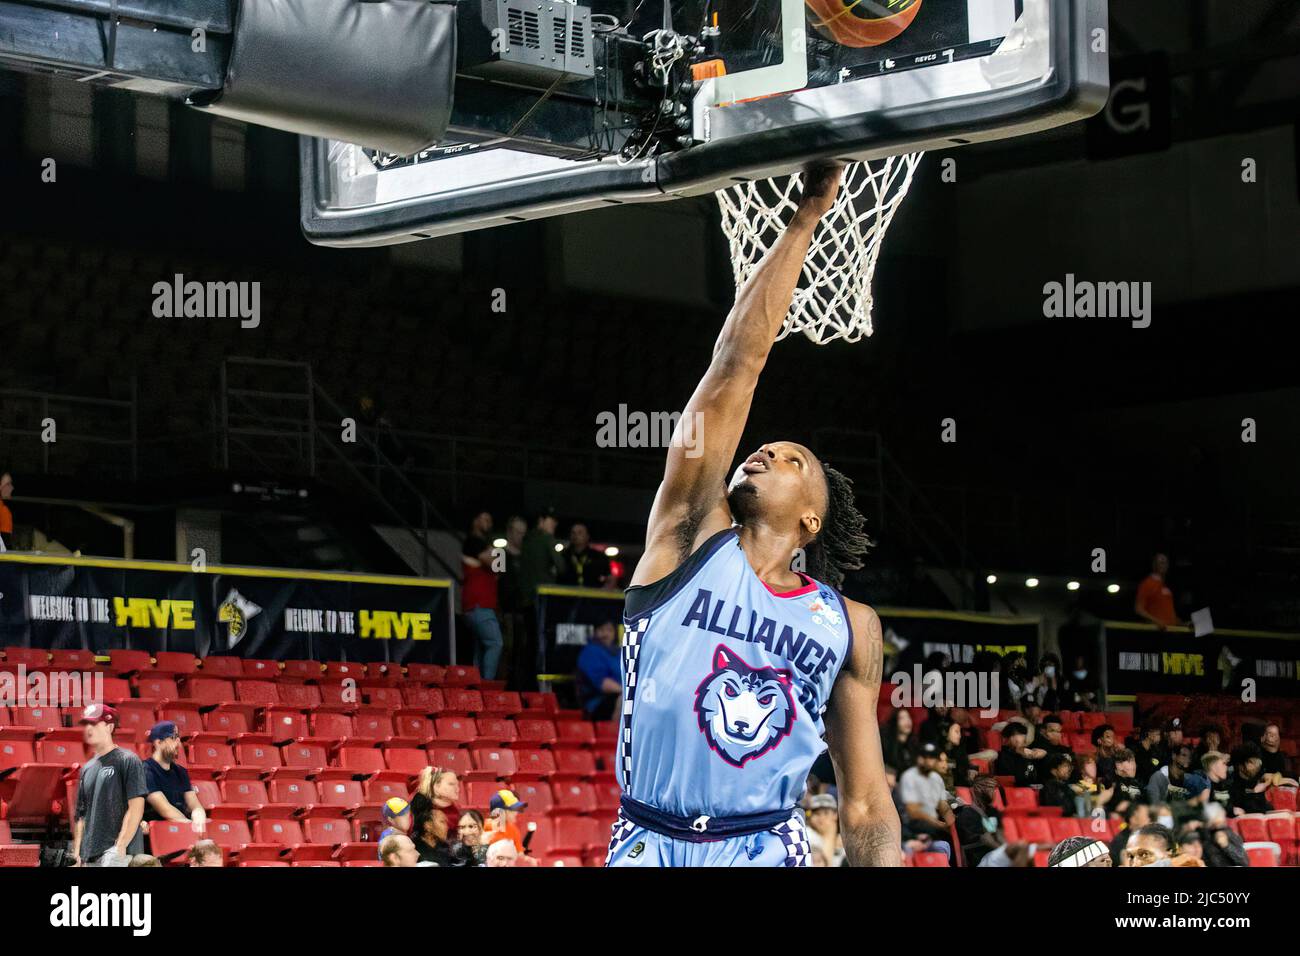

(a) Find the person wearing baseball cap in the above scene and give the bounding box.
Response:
[72,702,148,867]
[143,721,205,836]
[377,796,413,857]
[484,789,528,852]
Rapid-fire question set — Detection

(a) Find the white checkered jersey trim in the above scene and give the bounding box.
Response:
[618,615,649,792]
[772,811,811,868]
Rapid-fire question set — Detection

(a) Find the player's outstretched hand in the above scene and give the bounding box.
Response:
[797,162,844,221]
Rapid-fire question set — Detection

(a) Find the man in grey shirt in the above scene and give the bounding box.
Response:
[72,703,147,867]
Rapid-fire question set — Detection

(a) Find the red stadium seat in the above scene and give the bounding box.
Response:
[276,682,322,709]
[383,747,429,774]
[1048,818,1084,842]
[187,736,236,771]
[352,709,395,740]
[462,780,502,810]
[394,712,434,740]
[281,660,323,680]
[443,688,483,713]
[912,851,949,867]
[404,663,445,683]
[515,719,558,746]
[433,717,476,744]
[401,686,444,711]
[363,776,409,805]
[158,703,204,737]
[36,738,83,766]
[324,662,367,681]
[147,821,198,861]
[301,807,352,846]
[268,776,318,806]
[1005,788,1038,814]
[512,780,555,815]
[252,813,305,850]
[443,665,480,687]
[241,659,281,678]
[311,711,355,741]
[365,686,404,709]
[315,773,365,810]
[264,707,309,743]
[219,778,272,809]
[521,692,558,713]
[1246,846,1278,867]
[134,676,179,701]
[0,729,64,824]
[552,815,604,854]
[470,747,518,778]
[343,859,383,867]
[199,657,246,678]
[182,677,236,705]
[1033,848,1053,868]
[316,682,354,707]
[335,747,385,776]
[553,748,597,777]
[592,777,621,813]
[192,779,222,812]
[46,649,94,670]
[1237,817,1270,843]
[541,854,584,868]
[1269,789,1297,812]
[513,747,558,778]
[475,716,518,743]
[108,649,153,675]
[204,707,251,736]
[280,741,329,772]
[152,652,198,676]
[234,739,283,771]
[10,706,64,733]
[555,720,597,747]
[99,677,132,701]
[552,781,598,814]
[426,746,473,777]
[234,680,280,706]
[1265,815,1297,865]
[1015,817,1054,844]
[480,691,522,715]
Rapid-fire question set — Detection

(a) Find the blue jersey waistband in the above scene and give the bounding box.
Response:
[619,795,796,843]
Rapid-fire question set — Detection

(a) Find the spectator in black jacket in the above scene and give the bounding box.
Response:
[1035,714,1072,759]
[1259,723,1298,787]
[954,774,1002,867]
[1104,748,1145,816]
[1228,745,1273,816]
[1132,722,1164,787]
[1038,753,1077,816]
[995,720,1044,786]
[881,708,919,777]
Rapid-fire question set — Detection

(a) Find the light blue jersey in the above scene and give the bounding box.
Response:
[606,528,853,867]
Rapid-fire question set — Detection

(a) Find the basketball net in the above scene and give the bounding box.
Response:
[717,154,923,345]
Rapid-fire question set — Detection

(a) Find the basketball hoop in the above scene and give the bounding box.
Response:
[717,154,923,345]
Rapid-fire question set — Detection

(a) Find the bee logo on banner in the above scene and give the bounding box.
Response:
[218,589,263,649]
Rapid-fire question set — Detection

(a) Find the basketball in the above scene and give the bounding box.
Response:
[806,0,923,49]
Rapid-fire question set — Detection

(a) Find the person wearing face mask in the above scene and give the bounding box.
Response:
[1036,654,1063,712]
[1062,655,1098,711]
[954,774,1003,867]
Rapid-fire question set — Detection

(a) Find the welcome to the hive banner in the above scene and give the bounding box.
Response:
[0,555,454,664]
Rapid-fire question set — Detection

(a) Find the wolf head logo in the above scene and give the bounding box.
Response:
[694,645,795,767]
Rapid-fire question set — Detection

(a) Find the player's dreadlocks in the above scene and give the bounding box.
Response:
[805,464,872,591]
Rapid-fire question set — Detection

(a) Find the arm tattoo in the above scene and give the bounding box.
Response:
[863,611,884,685]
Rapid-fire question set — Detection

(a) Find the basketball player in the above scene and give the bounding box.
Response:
[605,165,901,867]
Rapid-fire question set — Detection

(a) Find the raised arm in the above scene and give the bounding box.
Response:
[630,166,842,587]
[824,599,903,866]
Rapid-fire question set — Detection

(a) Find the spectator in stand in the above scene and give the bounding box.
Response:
[1174,827,1204,864]
[899,742,955,843]
[1135,552,1181,629]
[1047,836,1112,868]
[1198,751,1234,812]
[1200,805,1249,867]
[411,766,461,832]
[576,619,622,720]
[0,471,13,550]
[1035,714,1072,759]
[1164,717,1185,755]
[1062,655,1100,711]
[1019,699,1045,739]
[142,721,205,833]
[128,854,161,867]
[1036,653,1064,712]
[1109,803,1152,865]
[485,840,520,867]
[462,510,505,681]
[186,840,223,867]
[1092,724,1119,781]
[1075,753,1111,814]
[413,808,471,866]
[1228,745,1273,815]
[1122,823,1188,867]
[1195,725,1226,764]
[1259,723,1298,785]
[72,703,147,867]
[514,507,559,691]
[1132,722,1164,787]
[1148,743,1198,809]
[378,797,413,850]
[933,719,971,790]
[498,515,529,680]
[1000,651,1036,712]
[380,834,421,868]
[1104,749,1145,816]
[557,522,615,589]
[456,810,489,865]
[880,708,918,775]
[1038,753,1077,816]
[954,774,1002,867]
[484,789,528,851]
[995,721,1044,786]
[805,793,845,867]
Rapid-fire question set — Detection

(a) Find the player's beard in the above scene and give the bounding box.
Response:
[727,480,761,525]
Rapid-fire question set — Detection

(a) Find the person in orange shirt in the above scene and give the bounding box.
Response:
[0,472,14,550]
[483,789,527,852]
[1135,553,1180,629]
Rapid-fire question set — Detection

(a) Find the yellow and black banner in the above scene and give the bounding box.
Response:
[1103,621,1300,698]
[0,554,455,664]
